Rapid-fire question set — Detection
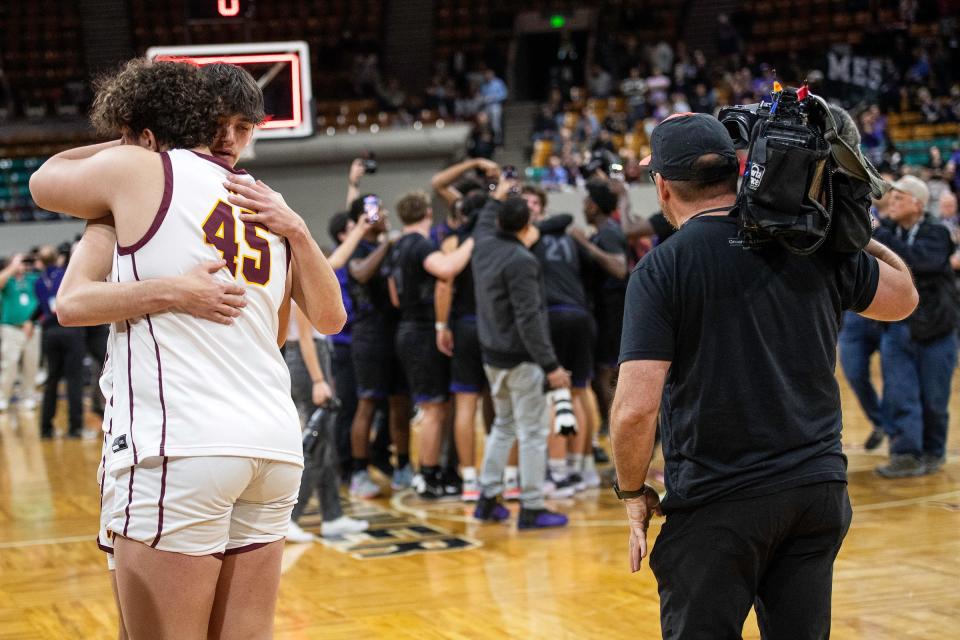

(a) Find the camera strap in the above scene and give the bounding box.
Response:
[685,206,733,226]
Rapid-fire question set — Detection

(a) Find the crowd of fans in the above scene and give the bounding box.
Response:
[530,10,960,190]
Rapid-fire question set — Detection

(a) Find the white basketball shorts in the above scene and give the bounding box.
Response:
[107,456,301,557]
[97,435,117,570]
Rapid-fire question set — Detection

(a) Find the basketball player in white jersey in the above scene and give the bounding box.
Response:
[57,62,275,640]
[30,59,345,639]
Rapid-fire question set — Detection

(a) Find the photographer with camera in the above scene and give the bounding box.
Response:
[610,113,918,639]
[0,251,40,412]
[873,175,958,478]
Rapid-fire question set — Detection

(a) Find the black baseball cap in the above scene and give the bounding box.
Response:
[640,113,738,181]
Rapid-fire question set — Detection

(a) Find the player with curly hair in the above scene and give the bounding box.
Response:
[31,58,345,639]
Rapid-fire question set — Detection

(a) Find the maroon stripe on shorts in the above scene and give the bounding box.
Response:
[125,320,138,464]
[97,539,114,555]
[131,254,168,455]
[122,466,136,537]
[150,456,169,548]
[223,541,272,556]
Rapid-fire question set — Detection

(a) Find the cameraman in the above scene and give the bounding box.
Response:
[610,113,917,639]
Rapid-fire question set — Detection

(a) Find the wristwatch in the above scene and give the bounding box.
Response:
[613,480,654,500]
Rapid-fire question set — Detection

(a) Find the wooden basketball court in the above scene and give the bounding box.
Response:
[0,365,957,639]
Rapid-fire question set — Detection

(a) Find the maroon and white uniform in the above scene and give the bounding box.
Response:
[106,149,301,556]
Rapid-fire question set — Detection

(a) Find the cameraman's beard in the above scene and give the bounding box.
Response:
[662,200,681,230]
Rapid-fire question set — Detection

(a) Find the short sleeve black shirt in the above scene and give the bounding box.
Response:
[589,219,628,309]
[619,216,880,513]
[451,229,477,318]
[388,232,436,324]
[532,232,590,309]
[347,240,397,343]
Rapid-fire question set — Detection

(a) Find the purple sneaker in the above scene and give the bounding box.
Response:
[474,495,510,522]
[518,507,568,529]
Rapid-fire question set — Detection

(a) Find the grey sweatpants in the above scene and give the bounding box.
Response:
[479,362,548,509]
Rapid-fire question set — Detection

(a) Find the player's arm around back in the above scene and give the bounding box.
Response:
[29,142,159,221]
[226,174,346,335]
[57,218,248,327]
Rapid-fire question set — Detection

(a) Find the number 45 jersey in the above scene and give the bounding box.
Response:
[107,149,302,474]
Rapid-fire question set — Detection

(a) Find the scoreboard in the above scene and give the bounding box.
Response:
[147,41,313,139]
[186,0,255,20]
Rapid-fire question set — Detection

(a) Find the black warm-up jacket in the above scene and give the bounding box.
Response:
[470,199,559,372]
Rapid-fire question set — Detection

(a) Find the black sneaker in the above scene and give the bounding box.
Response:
[876,454,926,478]
[473,495,510,522]
[864,428,885,451]
[440,467,463,498]
[922,454,946,474]
[415,470,447,500]
[518,507,568,529]
[593,445,610,464]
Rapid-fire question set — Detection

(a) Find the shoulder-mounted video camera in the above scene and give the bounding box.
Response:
[719,85,887,255]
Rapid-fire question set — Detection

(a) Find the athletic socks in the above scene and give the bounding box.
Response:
[567,453,584,474]
[352,457,369,474]
[461,466,477,482]
[549,458,569,482]
[504,465,519,484]
[582,453,597,473]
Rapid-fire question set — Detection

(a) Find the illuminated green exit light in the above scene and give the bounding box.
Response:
[550,14,566,28]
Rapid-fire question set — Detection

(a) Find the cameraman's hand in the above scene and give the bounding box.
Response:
[349,159,365,187]
[625,487,663,573]
[546,367,572,389]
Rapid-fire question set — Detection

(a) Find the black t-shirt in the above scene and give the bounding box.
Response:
[649,211,676,245]
[347,240,397,342]
[387,232,436,324]
[451,229,477,318]
[589,218,629,317]
[619,216,880,513]
[532,232,590,309]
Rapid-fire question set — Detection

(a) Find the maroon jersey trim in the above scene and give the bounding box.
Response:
[190,150,250,175]
[118,151,174,256]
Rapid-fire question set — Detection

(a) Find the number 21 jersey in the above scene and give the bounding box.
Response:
[107,149,301,473]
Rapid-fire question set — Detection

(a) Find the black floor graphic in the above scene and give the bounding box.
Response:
[297,498,481,560]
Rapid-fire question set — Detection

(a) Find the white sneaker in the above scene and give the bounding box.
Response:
[321,515,369,537]
[461,478,481,502]
[581,468,601,489]
[19,397,36,411]
[285,520,316,543]
[350,470,381,499]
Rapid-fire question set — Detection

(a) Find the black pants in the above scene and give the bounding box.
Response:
[85,324,109,415]
[649,481,852,640]
[40,324,86,437]
[286,338,343,523]
[331,341,358,475]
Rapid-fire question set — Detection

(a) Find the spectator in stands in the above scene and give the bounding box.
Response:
[587,64,614,99]
[874,176,958,478]
[0,252,40,411]
[541,155,569,190]
[690,82,716,114]
[34,245,85,438]
[645,67,671,107]
[467,111,496,159]
[621,67,647,125]
[480,68,508,145]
